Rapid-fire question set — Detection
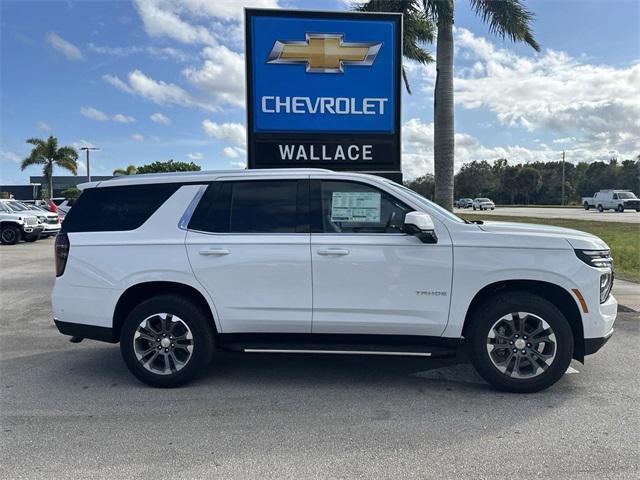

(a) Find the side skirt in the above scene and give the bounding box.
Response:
[218,333,463,358]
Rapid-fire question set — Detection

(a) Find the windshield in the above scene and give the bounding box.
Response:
[617,192,637,199]
[389,183,465,223]
[0,203,9,212]
[477,198,491,202]
[6,201,29,211]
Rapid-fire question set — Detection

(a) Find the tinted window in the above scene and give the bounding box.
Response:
[315,181,411,234]
[61,184,180,233]
[189,180,302,233]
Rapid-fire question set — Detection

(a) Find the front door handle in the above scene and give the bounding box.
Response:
[317,248,350,256]
[199,248,230,256]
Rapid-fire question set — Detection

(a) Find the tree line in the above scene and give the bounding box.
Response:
[405,156,640,205]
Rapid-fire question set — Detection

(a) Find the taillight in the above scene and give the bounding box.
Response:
[55,233,70,277]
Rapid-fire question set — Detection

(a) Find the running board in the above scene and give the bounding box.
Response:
[218,333,462,358]
[243,348,441,357]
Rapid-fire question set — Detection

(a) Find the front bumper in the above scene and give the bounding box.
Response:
[42,223,61,234]
[22,225,44,234]
[584,328,614,355]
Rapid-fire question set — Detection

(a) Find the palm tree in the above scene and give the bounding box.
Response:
[113,165,138,176]
[21,136,78,200]
[356,0,434,94]
[357,0,539,211]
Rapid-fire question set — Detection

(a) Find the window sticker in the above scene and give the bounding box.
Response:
[331,191,381,223]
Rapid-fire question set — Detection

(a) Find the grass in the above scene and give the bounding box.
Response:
[460,214,640,282]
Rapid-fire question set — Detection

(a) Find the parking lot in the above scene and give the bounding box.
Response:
[1,239,639,479]
[456,206,640,224]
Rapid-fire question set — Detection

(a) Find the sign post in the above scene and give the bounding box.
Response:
[245,9,402,182]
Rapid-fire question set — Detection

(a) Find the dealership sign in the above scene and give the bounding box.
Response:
[245,9,402,177]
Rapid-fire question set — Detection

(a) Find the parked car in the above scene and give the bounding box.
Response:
[472,198,495,210]
[455,198,473,209]
[2,200,60,238]
[582,190,640,212]
[0,201,43,244]
[53,169,616,392]
[55,198,75,216]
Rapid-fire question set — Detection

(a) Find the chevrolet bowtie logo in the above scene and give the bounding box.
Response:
[267,34,382,73]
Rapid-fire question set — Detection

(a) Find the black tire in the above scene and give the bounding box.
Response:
[120,294,215,388]
[467,292,574,393]
[473,206,476,211]
[597,204,604,212]
[1,224,21,245]
[616,204,624,213]
[24,232,40,242]
[583,202,590,210]
[636,209,640,212]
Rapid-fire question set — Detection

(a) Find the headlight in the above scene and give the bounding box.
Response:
[600,271,613,303]
[575,249,614,303]
[575,249,613,269]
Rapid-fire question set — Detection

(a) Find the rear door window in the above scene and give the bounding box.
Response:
[61,184,180,232]
[189,180,307,234]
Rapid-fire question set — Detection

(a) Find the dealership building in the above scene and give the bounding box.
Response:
[0,175,112,200]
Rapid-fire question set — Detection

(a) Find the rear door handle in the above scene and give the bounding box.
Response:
[317,248,350,256]
[199,248,230,256]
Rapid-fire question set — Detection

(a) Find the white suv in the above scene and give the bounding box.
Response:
[52,169,617,392]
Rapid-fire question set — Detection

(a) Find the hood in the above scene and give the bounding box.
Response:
[478,220,609,250]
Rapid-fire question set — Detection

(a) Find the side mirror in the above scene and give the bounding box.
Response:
[403,211,438,244]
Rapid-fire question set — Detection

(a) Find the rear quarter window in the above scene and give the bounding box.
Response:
[61,184,180,233]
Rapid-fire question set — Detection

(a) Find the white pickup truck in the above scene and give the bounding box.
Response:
[582,190,640,212]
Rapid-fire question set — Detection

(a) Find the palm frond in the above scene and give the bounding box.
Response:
[355,0,435,93]
[469,0,540,51]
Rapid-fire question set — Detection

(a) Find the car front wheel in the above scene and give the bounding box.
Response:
[120,294,215,388]
[617,204,624,212]
[597,205,604,212]
[1,225,21,245]
[467,292,573,393]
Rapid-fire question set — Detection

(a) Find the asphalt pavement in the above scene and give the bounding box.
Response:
[457,206,640,223]
[1,239,639,479]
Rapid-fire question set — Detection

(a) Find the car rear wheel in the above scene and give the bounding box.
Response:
[1,225,21,245]
[583,202,590,210]
[467,292,573,393]
[120,294,215,388]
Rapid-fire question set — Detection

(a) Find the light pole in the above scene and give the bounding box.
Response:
[561,151,565,206]
[79,147,99,182]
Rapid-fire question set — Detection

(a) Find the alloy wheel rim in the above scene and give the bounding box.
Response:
[486,311,557,379]
[2,230,16,242]
[133,313,193,375]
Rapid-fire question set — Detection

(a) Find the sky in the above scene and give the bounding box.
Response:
[1,0,639,184]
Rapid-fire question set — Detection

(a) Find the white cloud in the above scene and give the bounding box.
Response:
[80,106,109,122]
[150,112,171,125]
[133,0,280,46]
[132,133,145,142]
[202,120,246,146]
[36,121,51,132]
[447,28,640,156]
[102,74,135,94]
[187,152,203,160]
[112,113,136,123]
[401,118,629,180]
[70,139,96,150]
[45,32,83,60]
[222,146,239,158]
[229,160,247,169]
[183,45,245,107]
[0,150,22,164]
[103,70,214,110]
[134,0,217,45]
[87,43,193,62]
